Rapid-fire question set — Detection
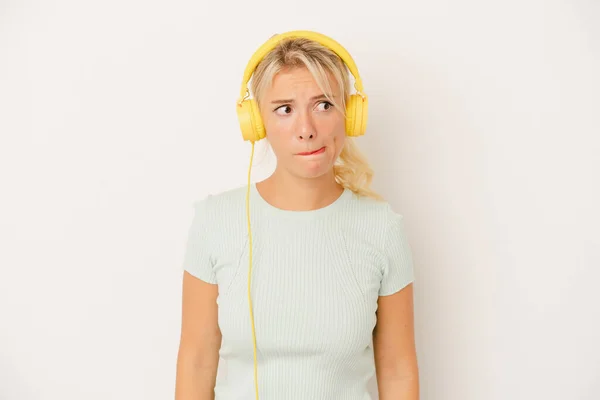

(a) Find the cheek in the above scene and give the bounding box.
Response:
[331,129,346,156]
[266,136,285,159]
[264,117,294,144]
[264,129,294,161]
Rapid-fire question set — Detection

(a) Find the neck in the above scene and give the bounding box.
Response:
[256,168,345,211]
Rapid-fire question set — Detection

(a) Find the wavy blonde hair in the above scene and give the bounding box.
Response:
[249,36,383,201]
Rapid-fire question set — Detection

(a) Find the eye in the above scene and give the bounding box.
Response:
[316,101,333,111]
[274,105,292,115]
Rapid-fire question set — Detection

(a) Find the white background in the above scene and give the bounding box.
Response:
[1,0,599,399]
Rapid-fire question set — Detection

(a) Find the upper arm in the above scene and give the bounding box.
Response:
[181,197,217,284]
[179,271,221,364]
[378,210,415,296]
[373,283,417,374]
[178,196,221,363]
[373,207,418,374]
[175,272,220,399]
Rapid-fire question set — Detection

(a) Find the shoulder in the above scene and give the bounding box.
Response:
[186,185,249,236]
[191,184,248,214]
[344,191,406,236]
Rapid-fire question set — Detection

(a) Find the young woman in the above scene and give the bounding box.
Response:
[175,31,419,400]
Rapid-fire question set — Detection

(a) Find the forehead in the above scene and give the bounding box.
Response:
[266,66,337,98]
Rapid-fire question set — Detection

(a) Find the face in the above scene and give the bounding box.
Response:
[258,66,346,180]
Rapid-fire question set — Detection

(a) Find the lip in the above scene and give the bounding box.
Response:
[297,146,326,156]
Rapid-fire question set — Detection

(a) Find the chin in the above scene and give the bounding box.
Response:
[294,164,334,179]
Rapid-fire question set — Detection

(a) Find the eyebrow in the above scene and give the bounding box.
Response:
[270,94,333,104]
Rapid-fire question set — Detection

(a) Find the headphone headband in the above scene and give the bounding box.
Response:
[238,30,365,102]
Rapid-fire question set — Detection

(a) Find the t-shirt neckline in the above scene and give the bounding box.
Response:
[250,182,351,220]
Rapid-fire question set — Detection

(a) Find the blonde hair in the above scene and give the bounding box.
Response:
[249,36,383,201]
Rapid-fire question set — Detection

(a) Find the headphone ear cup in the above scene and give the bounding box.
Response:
[237,99,266,142]
[345,94,368,137]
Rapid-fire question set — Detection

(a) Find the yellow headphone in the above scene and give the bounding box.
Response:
[236,30,369,143]
[236,30,368,400]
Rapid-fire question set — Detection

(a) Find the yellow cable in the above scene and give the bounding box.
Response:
[246,141,259,400]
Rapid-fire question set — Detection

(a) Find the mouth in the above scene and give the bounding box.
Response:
[297,146,326,156]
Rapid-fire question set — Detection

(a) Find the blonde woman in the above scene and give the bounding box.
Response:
[175,31,419,400]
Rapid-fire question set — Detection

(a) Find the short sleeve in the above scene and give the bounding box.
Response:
[181,196,217,284]
[379,209,415,296]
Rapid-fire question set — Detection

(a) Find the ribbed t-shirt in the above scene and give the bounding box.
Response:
[181,183,415,399]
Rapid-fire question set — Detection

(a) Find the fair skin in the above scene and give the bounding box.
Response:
[175,65,419,399]
[256,65,347,210]
[175,274,220,400]
[374,285,420,399]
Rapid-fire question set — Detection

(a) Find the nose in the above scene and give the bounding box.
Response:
[298,133,314,140]
[296,111,316,141]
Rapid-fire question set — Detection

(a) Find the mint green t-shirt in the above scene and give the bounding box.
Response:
[181,183,415,399]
